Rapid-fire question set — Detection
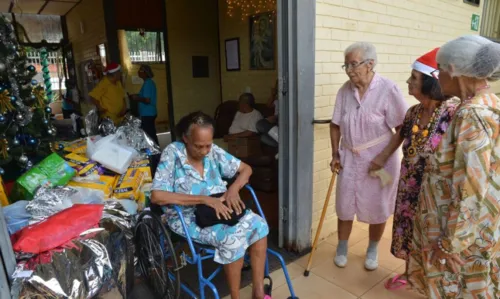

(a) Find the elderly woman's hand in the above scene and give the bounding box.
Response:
[224,187,246,215]
[425,242,464,273]
[203,197,233,220]
[369,152,388,172]
[330,152,342,173]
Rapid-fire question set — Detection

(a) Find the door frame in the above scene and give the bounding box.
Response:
[278,0,315,251]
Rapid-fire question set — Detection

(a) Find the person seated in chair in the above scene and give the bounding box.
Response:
[225,93,263,141]
[151,111,271,299]
[257,80,279,148]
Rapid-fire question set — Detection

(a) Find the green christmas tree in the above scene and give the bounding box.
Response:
[0,15,57,180]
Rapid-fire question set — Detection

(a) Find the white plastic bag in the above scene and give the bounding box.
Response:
[86,134,137,174]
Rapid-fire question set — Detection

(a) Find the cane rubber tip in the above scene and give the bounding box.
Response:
[303,270,310,276]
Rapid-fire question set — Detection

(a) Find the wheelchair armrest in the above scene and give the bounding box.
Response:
[244,185,267,222]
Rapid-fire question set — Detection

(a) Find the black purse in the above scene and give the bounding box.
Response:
[195,193,247,228]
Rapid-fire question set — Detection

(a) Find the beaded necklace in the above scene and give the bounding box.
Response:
[407,104,441,158]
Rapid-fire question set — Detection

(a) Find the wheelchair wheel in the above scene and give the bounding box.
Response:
[135,210,181,299]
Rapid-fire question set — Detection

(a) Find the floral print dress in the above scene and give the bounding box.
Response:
[391,99,459,261]
[152,142,269,265]
[408,93,500,298]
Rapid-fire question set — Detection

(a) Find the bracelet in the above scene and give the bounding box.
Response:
[438,238,452,255]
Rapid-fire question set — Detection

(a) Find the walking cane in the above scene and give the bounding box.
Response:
[303,168,338,276]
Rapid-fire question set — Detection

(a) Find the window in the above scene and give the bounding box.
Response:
[481,0,500,41]
[464,0,481,6]
[124,31,165,63]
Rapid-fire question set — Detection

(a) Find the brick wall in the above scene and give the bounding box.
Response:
[312,0,489,240]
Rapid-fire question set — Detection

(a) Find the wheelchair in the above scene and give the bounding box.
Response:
[134,184,299,299]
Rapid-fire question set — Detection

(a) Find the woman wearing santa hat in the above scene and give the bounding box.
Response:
[369,48,459,290]
[89,62,127,124]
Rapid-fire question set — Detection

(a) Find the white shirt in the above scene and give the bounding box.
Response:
[228,109,263,134]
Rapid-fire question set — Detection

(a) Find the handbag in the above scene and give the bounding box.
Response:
[195,193,247,228]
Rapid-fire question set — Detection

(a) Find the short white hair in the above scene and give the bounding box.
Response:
[437,35,500,81]
[344,42,378,68]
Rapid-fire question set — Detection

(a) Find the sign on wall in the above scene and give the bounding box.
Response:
[471,14,480,31]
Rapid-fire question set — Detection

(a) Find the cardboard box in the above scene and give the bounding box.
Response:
[228,136,262,158]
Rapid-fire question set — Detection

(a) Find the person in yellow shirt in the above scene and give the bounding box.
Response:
[89,62,127,124]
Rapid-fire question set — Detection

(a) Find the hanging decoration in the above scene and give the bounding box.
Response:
[139,28,146,37]
[0,138,9,159]
[0,89,15,113]
[40,47,53,102]
[32,86,46,108]
[226,0,277,21]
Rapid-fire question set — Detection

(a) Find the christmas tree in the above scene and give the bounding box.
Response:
[0,15,57,180]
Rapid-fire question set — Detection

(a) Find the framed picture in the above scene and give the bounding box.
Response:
[225,38,241,71]
[249,12,275,70]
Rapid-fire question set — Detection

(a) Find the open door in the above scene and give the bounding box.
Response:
[277,0,315,252]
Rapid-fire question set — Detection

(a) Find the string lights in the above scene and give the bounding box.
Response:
[226,0,277,21]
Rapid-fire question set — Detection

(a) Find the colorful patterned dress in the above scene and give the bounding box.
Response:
[391,99,459,261]
[152,142,269,265]
[408,94,500,298]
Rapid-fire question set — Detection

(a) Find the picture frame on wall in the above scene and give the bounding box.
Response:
[225,38,241,71]
[249,12,275,70]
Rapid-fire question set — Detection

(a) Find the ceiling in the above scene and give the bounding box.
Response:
[0,0,81,16]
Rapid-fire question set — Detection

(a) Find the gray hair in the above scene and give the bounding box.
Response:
[344,42,378,68]
[238,93,256,107]
[437,35,500,81]
[139,64,154,78]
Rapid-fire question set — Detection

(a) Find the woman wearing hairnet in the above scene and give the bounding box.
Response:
[408,35,500,298]
[130,64,159,145]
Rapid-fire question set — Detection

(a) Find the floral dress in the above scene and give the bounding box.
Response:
[408,94,500,298]
[391,99,459,261]
[152,142,269,265]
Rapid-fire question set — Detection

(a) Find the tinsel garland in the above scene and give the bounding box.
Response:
[40,47,52,102]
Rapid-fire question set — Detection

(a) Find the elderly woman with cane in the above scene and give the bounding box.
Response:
[407,35,500,298]
[330,42,409,270]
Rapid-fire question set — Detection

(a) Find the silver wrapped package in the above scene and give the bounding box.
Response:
[26,186,77,225]
[115,114,161,155]
[11,201,135,298]
[99,117,116,136]
[84,108,99,136]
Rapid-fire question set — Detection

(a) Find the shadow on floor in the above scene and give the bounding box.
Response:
[129,230,303,299]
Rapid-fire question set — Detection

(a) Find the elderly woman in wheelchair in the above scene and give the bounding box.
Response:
[151,111,272,299]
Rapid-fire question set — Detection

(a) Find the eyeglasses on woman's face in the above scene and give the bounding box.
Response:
[342,59,369,71]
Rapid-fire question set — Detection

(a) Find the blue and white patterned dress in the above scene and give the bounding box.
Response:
[152,142,269,264]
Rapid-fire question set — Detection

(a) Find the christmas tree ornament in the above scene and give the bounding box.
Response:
[10,95,16,103]
[47,126,57,136]
[0,115,5,124]
[18,153,28,164]
[45,106,52,114]
[27,65,35,72]
[0,90,15,113]
[43,118,49,125]
[32,86,46,108]
[0,62,5,72]
[11,67,18,74]
[15,113,24,122]
[0,138,9,158]
[12,138,20,146]
[31,79,38,86]
[25,160,33,169]
[28,137,37,145]
[0,167,4,175]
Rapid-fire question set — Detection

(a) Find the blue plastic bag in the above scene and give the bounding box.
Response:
[3,200,31,234]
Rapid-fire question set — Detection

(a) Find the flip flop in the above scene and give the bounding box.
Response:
[384,274,407,290]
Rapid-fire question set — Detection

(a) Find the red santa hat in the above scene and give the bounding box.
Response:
[103,62,121,75]
[412,48,439,78]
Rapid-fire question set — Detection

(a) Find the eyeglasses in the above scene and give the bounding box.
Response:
[342,60,369,71]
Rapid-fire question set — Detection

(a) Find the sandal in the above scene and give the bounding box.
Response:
[264,296,272,299]
[384,274,407,290]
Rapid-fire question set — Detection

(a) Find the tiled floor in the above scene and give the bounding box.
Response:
[224,217,426,299]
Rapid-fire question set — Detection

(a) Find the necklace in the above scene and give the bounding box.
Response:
[407,104,441,158]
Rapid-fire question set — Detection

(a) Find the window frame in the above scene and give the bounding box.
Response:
[124,30,166,64]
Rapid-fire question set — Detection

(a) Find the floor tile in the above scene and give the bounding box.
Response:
[310,253,392,297]
[295,242,335,270]
[222,285,253,299]
[324,227,369,247]
[361,278,426,299]
[349,237,405,271]
[272,272,357,299]
[269,262,304,290]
